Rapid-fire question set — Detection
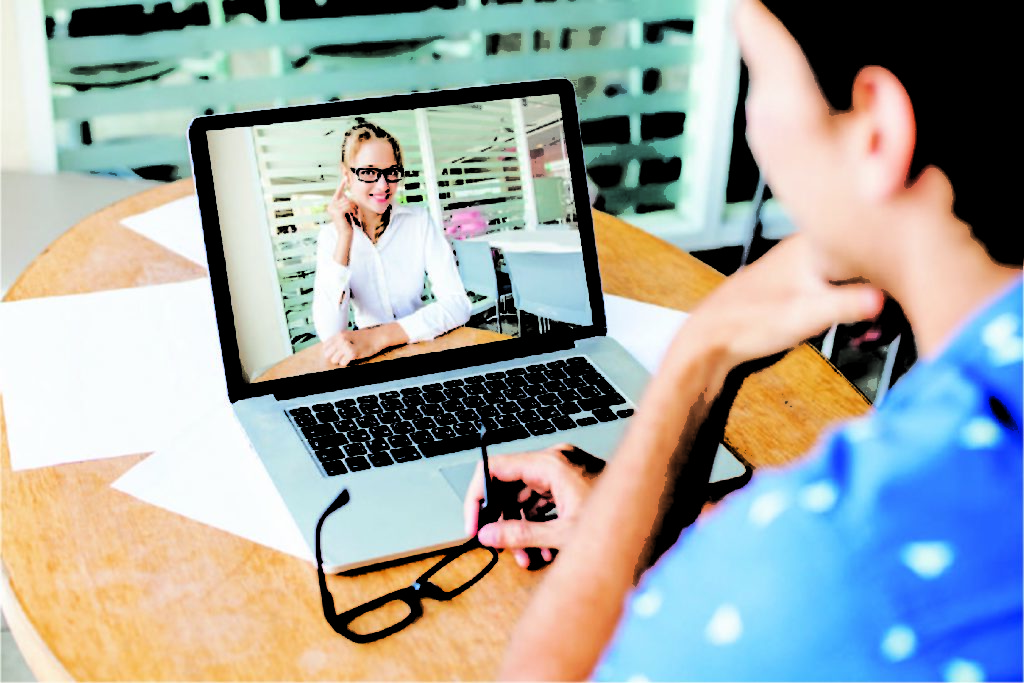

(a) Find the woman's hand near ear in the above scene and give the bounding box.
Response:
[328,174,360,266]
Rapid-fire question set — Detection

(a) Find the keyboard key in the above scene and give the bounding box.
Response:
[368,425,393,438]
[463,395,485,408]
[566,356,588,367]
[435,413,458,426]
[333,399,357,409]
[484,371,504,380]
[323,461,348,476]
[314,445,344,461]
[412,417,437,430]
[506,367,526,376]
[423,383,442,392]
[400,386,422,396]
[420,434,479,458]
[617,408,635,418]
[519,397,540,410]
[390,433,413,447]
[578,393,627,411]
[301,423,335,438]
[315,410,339,423]
[380,399,404,411]
[477,405,499,418]
[392,447,421,463]
[309,434,345,449]
[576,416,598,426]
[483,380,506,393]
[452,422,478,436]
[380,390,401,399]
[525,420,557,436]
[348,429,372,442]
[361,403,385,415]
[504,386,528,400]
[433,426,457,440]
[552,415,578,431]
[354,415,379,428]
[312,403,333,412]
[516,409,541,424]
[346,455,372,472]
[536,405,560,420]
[289,407,313,417]
[369,452,394,468]
[395,408,419,422]
[392,421,415,434]
[423,391,445,404]
[592,407,618,422]
[411,430,436,444]
[343,442,369,457]
[464,384,487,396]
[377,412,402,424]
[492,400,515,414]
[292,414,317,427]
[558,401,581,415]
[536,393,562,406]
[419,404,442,416]
[486,425,530,444]
[442,378,464,387]
[445,387,467,400]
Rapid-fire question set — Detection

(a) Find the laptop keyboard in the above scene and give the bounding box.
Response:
[286,356,633,477]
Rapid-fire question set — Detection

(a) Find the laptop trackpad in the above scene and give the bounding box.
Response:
[440,461,478,500]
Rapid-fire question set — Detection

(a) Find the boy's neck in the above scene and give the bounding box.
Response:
[883,214,1020,359]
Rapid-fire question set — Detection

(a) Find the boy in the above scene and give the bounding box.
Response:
[464,1,1023,679]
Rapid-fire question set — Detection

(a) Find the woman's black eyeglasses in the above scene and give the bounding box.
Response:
[315,488,498,644]
[350,166,404,183]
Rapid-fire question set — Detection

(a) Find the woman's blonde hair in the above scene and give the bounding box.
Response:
[340,120,404,170]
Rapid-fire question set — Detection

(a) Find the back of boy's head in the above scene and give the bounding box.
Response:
[759,2,1019,266]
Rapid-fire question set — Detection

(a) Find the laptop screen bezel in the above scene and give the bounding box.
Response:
[189,79,607,403]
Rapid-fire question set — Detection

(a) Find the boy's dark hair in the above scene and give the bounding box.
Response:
[760,3,1020,266]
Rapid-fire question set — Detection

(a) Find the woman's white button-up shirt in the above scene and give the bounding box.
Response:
[312,204,471,344]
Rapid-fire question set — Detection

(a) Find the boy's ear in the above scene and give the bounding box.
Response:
[850,66,916,203]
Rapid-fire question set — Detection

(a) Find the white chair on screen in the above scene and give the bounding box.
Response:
[454,240,510,333]
[503,250,593,334]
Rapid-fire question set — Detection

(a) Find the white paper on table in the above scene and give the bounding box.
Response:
[121,195,207,268]
[112,399,312,561]
[604,294,689,373]
[109,294,691,560]
[0,279,227,470]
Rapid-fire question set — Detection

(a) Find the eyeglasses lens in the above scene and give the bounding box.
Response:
[427,545,495,594]
[346,597,414,638]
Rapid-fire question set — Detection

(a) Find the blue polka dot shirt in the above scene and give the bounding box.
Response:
[594,278,1023,682]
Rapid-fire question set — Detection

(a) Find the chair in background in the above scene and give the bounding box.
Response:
[454,240,511,333]
[503,250,592,334]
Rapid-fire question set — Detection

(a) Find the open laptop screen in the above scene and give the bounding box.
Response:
[193,82,604,400]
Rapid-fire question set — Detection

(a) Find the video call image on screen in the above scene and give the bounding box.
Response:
[206,95,593,383]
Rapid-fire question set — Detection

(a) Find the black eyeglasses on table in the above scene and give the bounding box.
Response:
[315,487,499,644]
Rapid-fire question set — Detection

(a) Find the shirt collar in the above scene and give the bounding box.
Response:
[934,274,1023,419]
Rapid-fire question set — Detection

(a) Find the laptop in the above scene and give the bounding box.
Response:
[189,79,747,573]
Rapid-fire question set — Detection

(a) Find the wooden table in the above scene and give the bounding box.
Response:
[1,179,870,680]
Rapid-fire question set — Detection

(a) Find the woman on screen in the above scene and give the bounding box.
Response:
[312,121,471,367]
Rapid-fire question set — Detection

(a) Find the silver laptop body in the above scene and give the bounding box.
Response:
[190,79,744,572]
